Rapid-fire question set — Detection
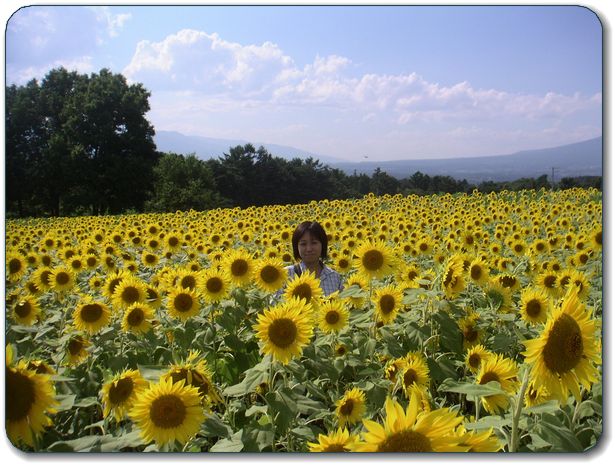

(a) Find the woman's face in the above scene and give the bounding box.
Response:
[297,231,322,266]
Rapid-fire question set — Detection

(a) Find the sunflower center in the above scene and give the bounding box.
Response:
[500,276,517,288]
[468,353,481,369]
[419,243,428,251]
[121,286,140,304]
[15,301,32,318]
[403,368,418,386]
[109,377,134,405]
[68,338,84,355]
[55,272,70,285]
[543,314,584,374]
[231,259,249,277]
[470,265,483,280]
[206,277,223,293]
[145,254,156,264]
[268,318,297,348]
[362,250,384,271]
[339,258,349,268]
[292,283,312,301]
[525,299,542,318]
[168,237,180,247]
[463,326,479,343]
[149,394,187,429]
[443,269,455,288]
[479,371,500,384]
[127,308,145,326]
[146,288,158,301]
[81,303,103,322]
[379,295,395,314]
[339,399,354,416]
[174,294,194,313]
[9,258,23,274]
[181,276,197,290]
[260,265,280,283]
[325,310,340,325]
[377,430,433,452]
[407,270,418,281]
[6,368,35,422]
[323,443,347,452]
[87,257,98,267]
[543,275,557,288]
[40,270,52,285]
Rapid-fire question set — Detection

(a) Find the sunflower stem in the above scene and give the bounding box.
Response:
[509,367,530,452]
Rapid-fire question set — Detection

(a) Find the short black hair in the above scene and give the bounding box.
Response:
[291,221,328,260]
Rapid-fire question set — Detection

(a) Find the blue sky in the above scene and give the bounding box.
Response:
[4,3,603,161]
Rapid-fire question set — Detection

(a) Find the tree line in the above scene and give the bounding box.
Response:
[6,67,602,218]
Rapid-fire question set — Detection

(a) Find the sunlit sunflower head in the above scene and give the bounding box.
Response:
[6,252,27,282]
[457,427,503,452]
[400,355,431,395]
[524,381,552,408]
[308,427,358,452]
[509,239,527,257]
[484,281,513,313]
[535,271,560,298]
[353,240,396,280]
[344,274,369,308]
[564,270,591,301]
[31,266,53,292]
[174,268,201,291]
[465,344,492,373]
[73,297,112,334]
[200,267,231,303]
[352,396,468,452]
[588,226,602,252]
[522,290,601,404]
[372,284,403,325]
[284,270,323,308]
[65,335,91,367]
[11,295,41,326]
[221,248,254,287]
[496,273,521,293]
[48,266,76,293]
[467,258,490,287]
[162,351,222,405]
[112,275,147,310]
[335,387,367,427]
[253,258,288,293]
[476,354,519,415]
[140,249,160,268]
[441,255,466,298]
[129,377,205,448]
[6,359,58,447]
[253,298,314,365]
[145,285,163,309]
[458,313,483,350]
[519,287,552,325]
[318,298,349,334]
[122,302,155,334]
[166,286,202,322]
[102,269,131,301]
[101,369,149,422]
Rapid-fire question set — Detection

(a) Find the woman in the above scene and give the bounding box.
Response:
[277,221,343,298]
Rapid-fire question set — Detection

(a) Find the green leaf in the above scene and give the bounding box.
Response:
[245,405,268,417]
[223,357,270,397]
[137,364,167,382]
[432,309,463,354]
[523,400,560,415]
[464,414,513,430]
[210,431,244,452]
[439,378,506,397]
[73,396,99,408]
[201,413,233,439]
[537,413,583,451]
[55,394,76,412]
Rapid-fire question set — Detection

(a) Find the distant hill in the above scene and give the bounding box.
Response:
[330,137,602,183]
[154,130,342,164]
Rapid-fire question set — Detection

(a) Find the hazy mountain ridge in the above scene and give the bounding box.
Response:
[154,130,602,183]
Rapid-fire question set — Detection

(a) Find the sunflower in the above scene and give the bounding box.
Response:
[458,313,483,350]
[400,354,430,396]
[122,302,155,334]
[353,240,396,280]
[524,381,551,408]
[112,276,147,310]
[253,258,288,293]
[318,299,349,333]
[175,268,201,291]
[6,354,58,447]
[442,255,466,298]
[465,344,492,374]
[308,427,358,452]
[284,270,323,308]
[352,396,467,452]
[31,266,53,291]
[6,252,27,282]
[101,369,149,422]
[522,290,601,404]
[535,271,560,298]
[161,351,222,405]
[12,295,41,326]
[200,267,231,303]
[519,287,552,325]
[475,354,519,415]
[496,273,521,293]
[130,378,205,448]
[396,262,421,289]
[73,297,112,334]
[565,270,590,301]
[457,427,503,452]
[484,281,513,313]
[48,266,76,293]
[84,253,99,270]
[467,258,490,287]
[221,248,254,287]
[253,298,314,365]
[336,387,367,427]
[166,286,202,321]
[372,284,403,325]
[344,274,369,308]
[102,269,131,301]
[65,335,91,366]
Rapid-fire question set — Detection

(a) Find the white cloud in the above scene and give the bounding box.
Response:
[7,57,95,84]
[90,6,131,38]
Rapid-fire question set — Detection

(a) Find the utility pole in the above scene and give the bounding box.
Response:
[551,167,559,188]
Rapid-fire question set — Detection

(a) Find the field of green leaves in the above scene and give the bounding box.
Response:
[5,188,602,452]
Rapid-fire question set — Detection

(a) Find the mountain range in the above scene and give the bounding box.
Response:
[153,130,602,183]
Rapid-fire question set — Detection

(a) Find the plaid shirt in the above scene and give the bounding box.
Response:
[273,261,344,301]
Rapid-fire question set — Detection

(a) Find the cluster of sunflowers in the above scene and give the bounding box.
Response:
[5,187,602,452]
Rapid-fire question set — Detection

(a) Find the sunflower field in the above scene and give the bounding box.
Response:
[5,188,602,452]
